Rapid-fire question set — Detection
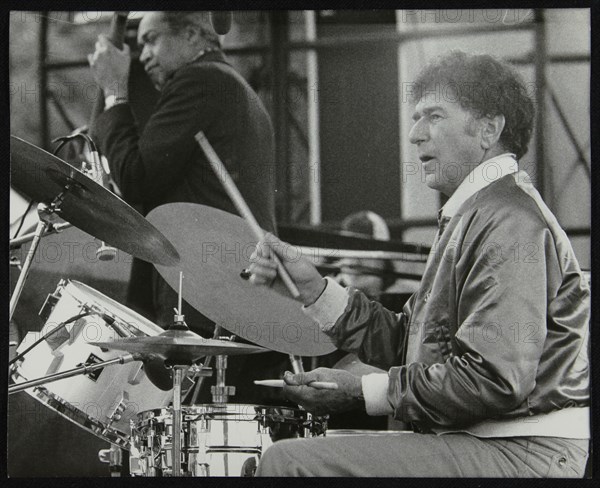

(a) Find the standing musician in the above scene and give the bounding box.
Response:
[87,11,288,404]
[248,51,590,477]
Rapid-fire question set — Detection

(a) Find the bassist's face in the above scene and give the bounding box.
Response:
[137,13,194,90]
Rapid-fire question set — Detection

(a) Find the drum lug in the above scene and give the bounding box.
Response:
[38,291,60,322]
[107,395,128,423]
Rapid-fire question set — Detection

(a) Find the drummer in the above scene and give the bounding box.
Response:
[87,11,289,404]
[247,51,590,477]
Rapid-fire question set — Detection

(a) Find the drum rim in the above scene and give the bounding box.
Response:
[133,404,310,423]
[15,383,131,448]
[62,279,163,335]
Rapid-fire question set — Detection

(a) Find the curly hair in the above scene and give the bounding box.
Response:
[410,50,534,159]
[161,12,220,48]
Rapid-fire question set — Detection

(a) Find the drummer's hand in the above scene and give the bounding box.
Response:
[282,368,365,416]
[248,233,326,306]
[88,34,131,97]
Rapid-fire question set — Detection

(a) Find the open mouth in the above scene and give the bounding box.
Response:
[419,155,435,163]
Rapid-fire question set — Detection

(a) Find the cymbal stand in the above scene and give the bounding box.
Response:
[168,271,188,476]
[187,325,222,405]
[9,222,71,249]
[211,351,235,404]
[10,197,66,321]
[170,363,187,476]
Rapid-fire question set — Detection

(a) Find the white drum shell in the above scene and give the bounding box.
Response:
[12,280,172,447]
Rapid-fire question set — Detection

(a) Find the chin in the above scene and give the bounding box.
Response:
[425,174,441,190]
[425,177,452,196]
[149,73,165,91]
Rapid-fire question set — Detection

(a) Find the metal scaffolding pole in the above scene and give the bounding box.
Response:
[39,12,49,149]
[534,9,547,200]
[270,11,290,222]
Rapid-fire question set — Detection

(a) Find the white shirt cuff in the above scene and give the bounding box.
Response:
[302,277,350,332]
[104,94,128,110]
[361,373,393,416]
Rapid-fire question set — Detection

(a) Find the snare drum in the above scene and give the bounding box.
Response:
[11,279,173,447]
[129,404,327,477]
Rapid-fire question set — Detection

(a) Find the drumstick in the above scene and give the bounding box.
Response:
[254,379,338,390]
[195,131,300,299]
[195,132,305,376]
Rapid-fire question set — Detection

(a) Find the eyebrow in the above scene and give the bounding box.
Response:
[138,30,156,45]
[412,106,447,121]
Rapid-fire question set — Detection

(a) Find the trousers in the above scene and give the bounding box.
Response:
[255,432,589,477]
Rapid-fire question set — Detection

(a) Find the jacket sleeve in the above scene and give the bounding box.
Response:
[94,69,224,203]
[326,290,415,371]
[387,206,553,427]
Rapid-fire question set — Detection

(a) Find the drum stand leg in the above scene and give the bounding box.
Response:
[171,365,187,477]
[9,203,61,321]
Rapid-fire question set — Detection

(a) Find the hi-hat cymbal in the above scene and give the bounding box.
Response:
[10,136,179,266]
[91,328,267,364]
[146,203,337,357]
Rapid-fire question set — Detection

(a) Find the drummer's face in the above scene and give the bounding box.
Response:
[138,13,194,90]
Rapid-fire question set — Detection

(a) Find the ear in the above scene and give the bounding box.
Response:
[480,114,505,150]
[184,25,201,44]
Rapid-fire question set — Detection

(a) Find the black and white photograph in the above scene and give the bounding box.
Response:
[7,7,593,478]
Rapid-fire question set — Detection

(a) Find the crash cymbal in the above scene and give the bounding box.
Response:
[91,328,267,364]
[146,203,337,357]
[10,136,179,266]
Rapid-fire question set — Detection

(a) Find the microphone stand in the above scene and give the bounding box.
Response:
[9,353,141,395]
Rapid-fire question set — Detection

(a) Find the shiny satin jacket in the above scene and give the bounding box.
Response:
[328,171,590,429]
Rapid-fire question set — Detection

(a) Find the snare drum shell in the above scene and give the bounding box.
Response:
[129,404,319,477]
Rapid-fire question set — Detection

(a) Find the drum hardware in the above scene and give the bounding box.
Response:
[9,200,65,321]
[9,221,72,249]
[98,444,124,477]
[9,352,142,395]
[53,131,118,261]
[9,256,22,270]
[9,310,93,367]
[187,325,222,405]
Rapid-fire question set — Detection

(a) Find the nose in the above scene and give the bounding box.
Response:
[409,118,428,145]
[139,44,151,65]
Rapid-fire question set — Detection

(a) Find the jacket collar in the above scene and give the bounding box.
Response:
[441,153,518,219]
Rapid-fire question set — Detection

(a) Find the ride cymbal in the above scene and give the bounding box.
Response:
[146,203,337,357]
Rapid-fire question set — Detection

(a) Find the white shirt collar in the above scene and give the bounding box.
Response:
[441,153,518,219]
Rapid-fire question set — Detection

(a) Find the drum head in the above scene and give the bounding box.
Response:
[65,280,163,336]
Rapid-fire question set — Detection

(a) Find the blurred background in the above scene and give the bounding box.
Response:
[8,9,591,477]
[10,9,591,265]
